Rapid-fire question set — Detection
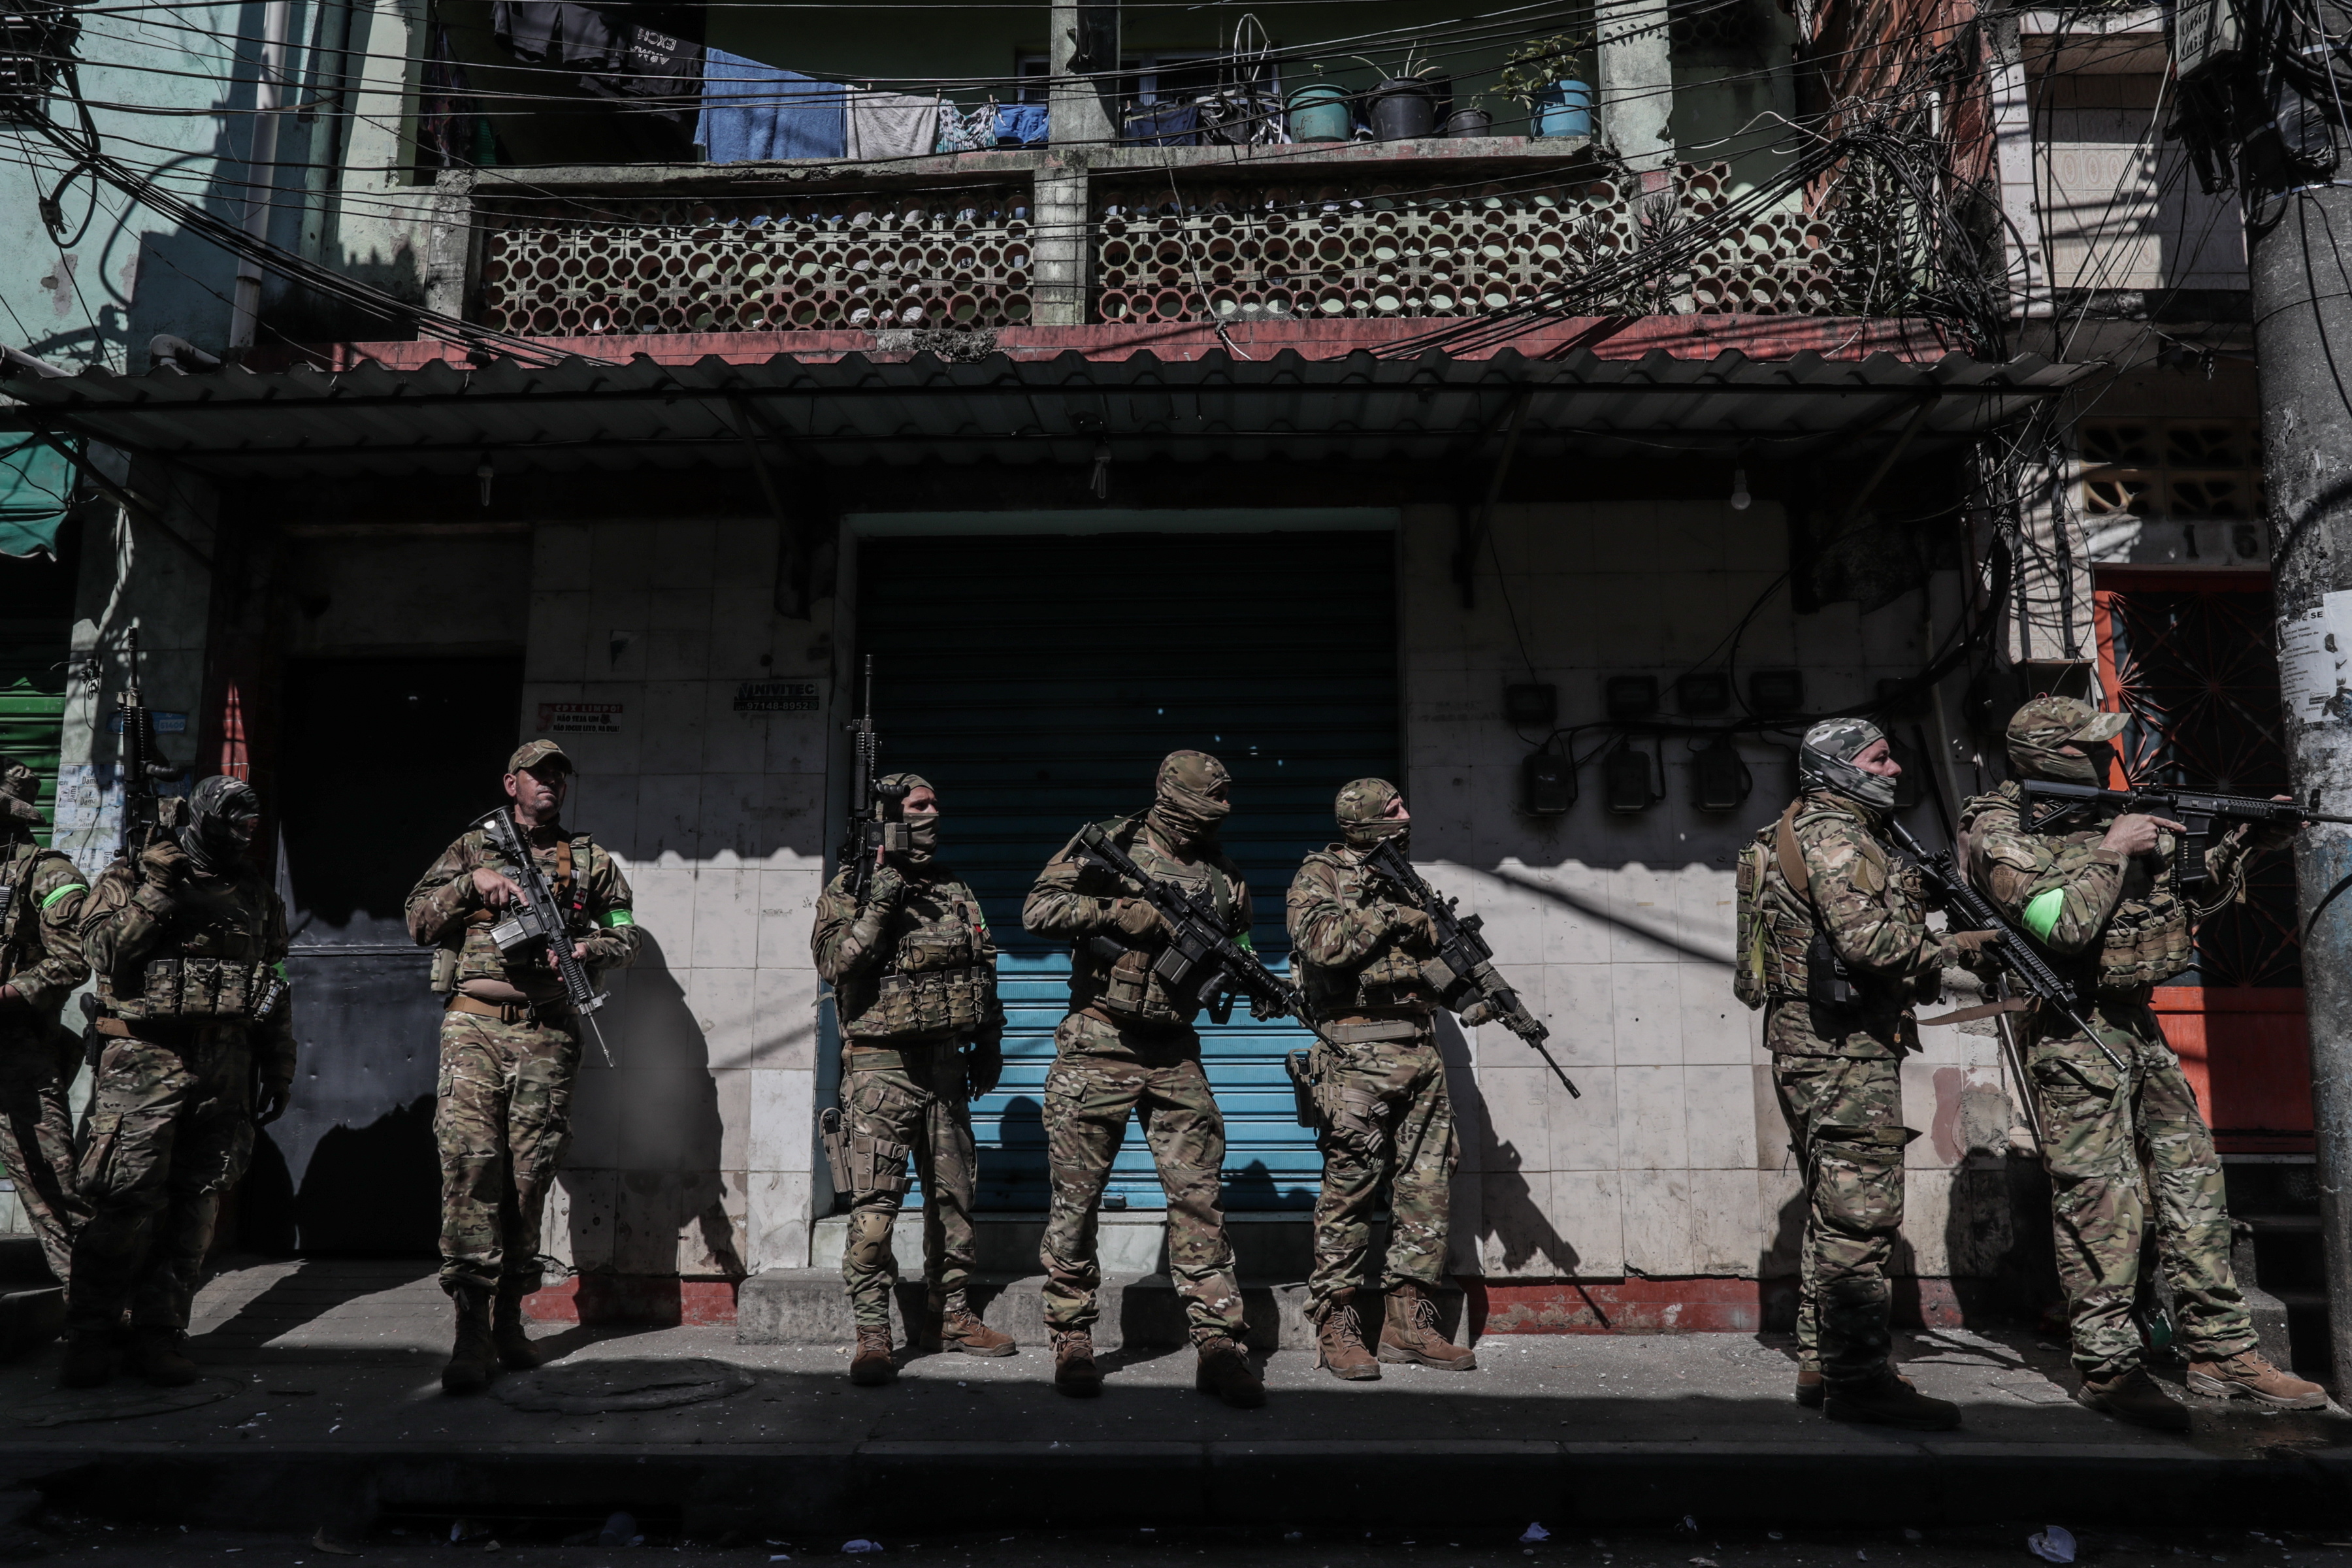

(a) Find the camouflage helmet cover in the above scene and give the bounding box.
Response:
[1334,777,1407,850]
[2006,696,2129,784]
[1798,717,1895,811]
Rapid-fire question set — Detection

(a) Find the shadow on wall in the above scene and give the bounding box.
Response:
[564,929,745,1306]
[1439,1011,1582,1278]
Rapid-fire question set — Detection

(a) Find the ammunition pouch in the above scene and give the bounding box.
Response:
[1094,940,1194,1024]
[431,947,459,995]
[853,963,996,1039]
[99,956,276,1022]
[847,1126,912,1196]
[1287,1040,1388,1158]
[1805,929,1858,1014]
[1285,1049,1319,1129]
[2095,897,2194,990]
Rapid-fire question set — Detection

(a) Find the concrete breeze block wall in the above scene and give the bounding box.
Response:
[519,517,832,1282]
[1401,502,2013,1286]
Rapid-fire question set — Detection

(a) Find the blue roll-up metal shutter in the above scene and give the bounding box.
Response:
[855,529,1398,1211]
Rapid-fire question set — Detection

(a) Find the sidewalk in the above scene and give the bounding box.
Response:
[6,1257,2350,1535]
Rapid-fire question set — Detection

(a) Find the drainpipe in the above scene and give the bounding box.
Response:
[228,0,295,350]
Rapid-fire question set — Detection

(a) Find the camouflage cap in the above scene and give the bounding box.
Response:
[1799,717,1885,764]
[0,756,40,828]
[507,739,575,776]
[2007,696,2129,752]
[1158,750,1230,797]
[1334,777,1400,826]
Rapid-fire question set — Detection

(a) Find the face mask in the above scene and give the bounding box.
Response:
[903,809,940,863]
[1148,751,1232,850]
[1797,721,1897,812]
[1333,776,1407,853]
[2013,738,2109,787]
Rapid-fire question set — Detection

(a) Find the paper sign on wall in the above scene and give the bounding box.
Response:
[732,681,819,713]
[2278,590,2352,724]
[537,702,623,734]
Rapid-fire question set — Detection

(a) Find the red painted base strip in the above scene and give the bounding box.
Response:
[1462,1277,1991,1336]
[523,1275,742,1327]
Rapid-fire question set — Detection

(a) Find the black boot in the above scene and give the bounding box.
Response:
[1823,1365,1960,1431]
[127,1327,201,1388]
[440,1284,496,1395]
[491,1282,542,1372]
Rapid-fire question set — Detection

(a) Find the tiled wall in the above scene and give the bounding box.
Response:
[1401,502,2016,1284]
[519,517,834,1280]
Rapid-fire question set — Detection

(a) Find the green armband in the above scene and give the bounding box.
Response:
[2022,889,2066,942]
[272,960,290,979]
[598,909,635,929]
[39,883,86,909]
[1235,930,1256,951]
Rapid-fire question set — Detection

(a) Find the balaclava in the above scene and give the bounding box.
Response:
[1798,717,1897,812]
[0,758,39,843]
[1147,750,1231,851]
[878,771,938,864]
[1335,777,1408,855]
[2006,695,2129,787]
[180,775,260,875]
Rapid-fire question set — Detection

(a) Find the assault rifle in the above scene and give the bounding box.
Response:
[477,804,612,1062]
[2021,779,2352,884]
[1360,838,1580,1099]
[1069,821,1301,1025]
[840,655,909,904]
[1882,819,2123,1075]
[114,629,184,859]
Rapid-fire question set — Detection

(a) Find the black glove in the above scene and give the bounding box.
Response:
[254,1079,291,1126]
[965,1034,1004,1100]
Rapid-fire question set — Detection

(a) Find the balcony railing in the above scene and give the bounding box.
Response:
[448,139,1908,338]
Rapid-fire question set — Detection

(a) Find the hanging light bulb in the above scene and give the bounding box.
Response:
[476,457,495,508]
[1729,466,1752,511]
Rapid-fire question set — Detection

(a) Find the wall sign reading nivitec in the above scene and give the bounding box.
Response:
[536,702,622,734]
[732,681,820,713]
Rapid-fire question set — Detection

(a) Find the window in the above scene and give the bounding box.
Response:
[0,2,74,120]
[2080,417,2268,568]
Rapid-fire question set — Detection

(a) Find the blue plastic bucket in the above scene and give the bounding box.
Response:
[1286,82,1353,142]
[1535,80,1593,138]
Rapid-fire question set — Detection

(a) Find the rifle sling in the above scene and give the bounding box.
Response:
[1919,998,2031,1028]
[1775,804,1811,903]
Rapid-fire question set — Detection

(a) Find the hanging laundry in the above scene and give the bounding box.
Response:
[934,102,994,153]
[845,91,943,159]
[993,102,1049,146]
[696,50,847,162]
[492,1,621,70]
[581,22,705,125]
[1123,101,1201,147]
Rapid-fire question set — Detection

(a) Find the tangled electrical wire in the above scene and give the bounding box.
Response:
[2169,0,2348,212]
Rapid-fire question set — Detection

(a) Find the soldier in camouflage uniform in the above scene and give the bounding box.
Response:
[0,757,91,1286]
[813,772,1015,1386]
[406,740,640,1395]
[1022,751,1264,1409]
[1287,779,1475,1381]
[1959,696,2323,1426]
[1746,718,1990,1430]
[65,775,294,1389]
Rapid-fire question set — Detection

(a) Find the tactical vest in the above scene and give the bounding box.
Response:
[1739,796,1927,1015]
[1073,815,1243,1026]
[95,866,284,1023]
[838,874,999,1041]
[1960,785,2193,992]
[1294,845,1439,1017]
[0,841,36,986]
[431,828,598,994]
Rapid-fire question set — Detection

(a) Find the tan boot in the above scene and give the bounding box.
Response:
[126,1327,200,1388]
[491,1282,542,1372]
[1311,1292,1380,1382]
[2188,1349,2328,1410]
[1051,1327,1102,1397]
[1377,1282,1477,1371]
[926,1298,1016,1357]
[850,1324,897,1386]
[1794,1365,1824,1409]
[1194,1335,1266,1409]
[2076,1365,2189,1431]
[440,1284,496,1396]
[1823,1365,1960,1431]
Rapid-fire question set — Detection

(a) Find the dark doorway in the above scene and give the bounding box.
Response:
[243,656,523,1254]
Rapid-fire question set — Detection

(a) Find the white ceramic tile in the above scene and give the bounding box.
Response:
[690,966,760,1070]
[1538,863,1614,966]
[1678,960,1752,1066]
[592,521,662,585]
[551,1167,618,1271]
[625,864,698,956]
[1615,1064,1689,1169]
[675,1169,751,1276]
[564,1060,625,1168]
[613,1057,726,1174]
[526,590,591,683]
[685,867,758,970]
[1689,1166,1760,1275]
[1610,962,1684,1065]
[1476,1168,1554,1277]
[534,521,595,593]
[757,866,825,970]
[1684,1063,1759,1169]
[748,1169,813,1272]
[752,965,823,1070]
[1469,1064,1551,1180]
[1541,964,1614,1068]
[764,714,833,777]
[1546,1168,1625,1277]
[634,774,704,862]
[761,772,832,861]
[639,679,711,776]
[589,591,653,681]
[712,1066,751,1173]
[650,523,718,591]
[1618,1166,1695,1275]
[1543,1062,1615,1171]
[703,692,770,776]
[1755,1166,1807,1277]
[749,1065,815,1173]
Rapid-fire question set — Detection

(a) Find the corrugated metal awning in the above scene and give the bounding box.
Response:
[0,346,2089,480]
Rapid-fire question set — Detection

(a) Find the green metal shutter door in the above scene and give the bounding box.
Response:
[0,623,69,847]
[856,529,1398,1211]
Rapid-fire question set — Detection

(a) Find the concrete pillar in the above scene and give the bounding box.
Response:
[1030,161,1091,327]
[423,169,477,325]
[1047,0,1118,147]
[1599,0,1676,190]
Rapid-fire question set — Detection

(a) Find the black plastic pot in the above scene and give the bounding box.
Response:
[1367,78,1437,140]
[1443,108,1492,137]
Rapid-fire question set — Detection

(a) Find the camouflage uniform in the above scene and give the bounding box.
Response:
[71,779,295,1339]
[405,753,638,1305]
[1750,769,1950,1388]
[1287,798,1455,1313]
[1021,759,1252,1348]
[0,762,91,1283]
[1959,762,2260,1380]
[811,781,1002,1331]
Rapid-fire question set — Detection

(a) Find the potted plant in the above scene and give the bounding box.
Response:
[1496,33,1594,138]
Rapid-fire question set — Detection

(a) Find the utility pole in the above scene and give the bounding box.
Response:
[227,0,293,350]
[2259,179,2352,1391]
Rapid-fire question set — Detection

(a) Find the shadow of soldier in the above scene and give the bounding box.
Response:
[548,928,740,1337]
[1437,1013,1583,1308]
